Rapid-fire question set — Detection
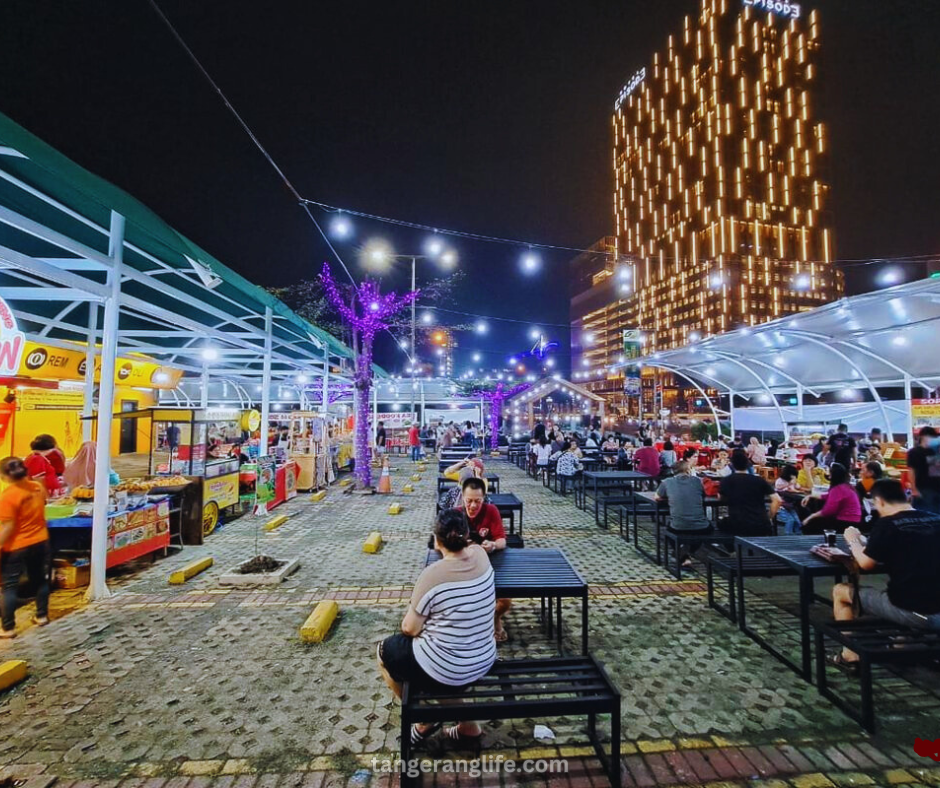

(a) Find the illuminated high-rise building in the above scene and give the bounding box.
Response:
[570,0,843,415]
[611,0,842,353]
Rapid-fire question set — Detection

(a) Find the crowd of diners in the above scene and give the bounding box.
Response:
[375,419,940,747]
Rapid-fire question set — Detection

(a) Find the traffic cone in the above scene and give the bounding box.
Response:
[377,457,392,494]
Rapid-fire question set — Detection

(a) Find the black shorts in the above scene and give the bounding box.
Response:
[379,634,468,694]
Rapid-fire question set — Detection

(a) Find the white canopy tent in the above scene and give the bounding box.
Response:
[614,276,940,444]
[0,111,360,599]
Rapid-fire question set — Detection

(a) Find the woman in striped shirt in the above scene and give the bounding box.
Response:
[377,509,496,745]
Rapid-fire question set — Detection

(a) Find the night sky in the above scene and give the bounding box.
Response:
[2,0,939,374]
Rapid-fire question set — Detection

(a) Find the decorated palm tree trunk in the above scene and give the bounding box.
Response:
[320,263,417,489]
[470,382,531,452]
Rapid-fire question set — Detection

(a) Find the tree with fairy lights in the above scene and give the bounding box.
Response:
[467,382,531,451]
[303,380,353,405]
[320,263,418,489]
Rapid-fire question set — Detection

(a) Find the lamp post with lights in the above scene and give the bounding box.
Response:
[364,239,457,420]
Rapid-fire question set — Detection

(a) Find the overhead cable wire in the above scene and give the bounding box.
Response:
[146,0,359,288]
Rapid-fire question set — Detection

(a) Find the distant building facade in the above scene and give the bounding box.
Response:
[572,0,843,417]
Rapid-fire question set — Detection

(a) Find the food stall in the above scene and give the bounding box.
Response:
[284,411,331,490]
[105,407,253,540]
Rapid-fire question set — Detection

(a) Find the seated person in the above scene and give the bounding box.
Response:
[456,477,511,642]
[856,461,884,528]
[710,449,732,477]
[633,438,661,478]
[828,480,940,672]
[774,464,802,534]
[438,467,488,512]
[796,455,827,492]
[378,509,496,744]
[655,461,711,534]
[718,450,781,536]
[801,462,861,535]
[552,440,583,478]
[442,456,484,481]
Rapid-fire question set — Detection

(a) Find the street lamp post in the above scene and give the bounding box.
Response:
[411,256,417,421]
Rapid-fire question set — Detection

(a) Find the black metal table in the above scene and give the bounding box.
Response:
[582,471,651,526]
[488,492,524,536]
[427,547,588,653]
[436,474,500,496]
[735,535,863,680]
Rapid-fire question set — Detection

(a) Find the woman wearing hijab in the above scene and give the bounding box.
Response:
[62,442,119,490]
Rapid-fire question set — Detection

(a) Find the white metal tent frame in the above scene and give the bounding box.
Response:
[0,130,365,600]
[611,277,940,443]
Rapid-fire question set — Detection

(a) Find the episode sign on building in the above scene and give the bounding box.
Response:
[743,0,801,19]
[623,329,642,398]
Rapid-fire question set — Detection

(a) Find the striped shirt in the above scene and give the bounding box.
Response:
[411,544,496,686]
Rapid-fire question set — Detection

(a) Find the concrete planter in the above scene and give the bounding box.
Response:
[219,556,300,586]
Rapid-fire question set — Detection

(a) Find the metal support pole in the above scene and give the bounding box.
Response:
[87,211,124,602]
[321,347,330,413]
[420,379,426,426]
[904,374,914,447]
[259,307,273,455]
[200,364,209,410]
[372,385,378,441]
[728,391,736,441]
[796,384,804,420]
[410,257,416,417]
[82,303,98,443]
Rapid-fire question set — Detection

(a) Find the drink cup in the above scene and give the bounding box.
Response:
[824,530,837,548]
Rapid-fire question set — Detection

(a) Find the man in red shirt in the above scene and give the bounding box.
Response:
[457,477,511,641]
[408,422,421,462]
[633,438,661,484]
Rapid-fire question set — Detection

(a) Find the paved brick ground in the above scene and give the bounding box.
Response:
[1,456,939,787]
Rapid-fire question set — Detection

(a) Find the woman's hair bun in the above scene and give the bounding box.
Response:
[434,508,470,552]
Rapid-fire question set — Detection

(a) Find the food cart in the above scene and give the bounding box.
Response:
[116,407,249,538]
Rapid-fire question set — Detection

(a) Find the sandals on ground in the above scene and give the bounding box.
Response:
[410,722,442,745]
[828,652,860,676]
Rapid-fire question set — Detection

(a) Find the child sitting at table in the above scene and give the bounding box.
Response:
[774,464,802,534]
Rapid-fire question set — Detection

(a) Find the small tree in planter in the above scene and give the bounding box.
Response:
[320,263,418,490]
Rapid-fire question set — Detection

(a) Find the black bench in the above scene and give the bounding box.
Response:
[401,656,621,788]
[813,618,940,733]
[662,529,737,580]
[553,471,580,497]
[705,553,796,623]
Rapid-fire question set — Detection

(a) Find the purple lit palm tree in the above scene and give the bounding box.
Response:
[320,263,417,488]
[470,382,531,451]
[304,380,353,405]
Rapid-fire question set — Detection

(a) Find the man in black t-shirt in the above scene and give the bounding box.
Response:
[829,480,940,668]
[906,426,940,515]
[827,424,857,469]
[375,421,387,456]
[718,450,781,535]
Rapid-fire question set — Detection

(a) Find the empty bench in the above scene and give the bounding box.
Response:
[813,618,940,733]
[401,655,621,787]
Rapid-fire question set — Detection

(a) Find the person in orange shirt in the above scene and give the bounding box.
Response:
[0,456,51,637]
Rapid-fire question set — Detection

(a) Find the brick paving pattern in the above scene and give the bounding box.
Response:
[0,456,938,787]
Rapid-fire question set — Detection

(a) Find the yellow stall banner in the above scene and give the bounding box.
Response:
[912,399,940,431]
[16,388,84,410]
[18,342,183,389]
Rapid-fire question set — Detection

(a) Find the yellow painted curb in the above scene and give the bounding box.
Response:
[264,514,289,532]
[168,557,214,585]
[411,474,421,482]
[0,660,27,692]
[310,490,327,502]
[363,532,383,553]
[339,478,353,487]
[300,600,339,643]
[388,503,402,515]
[402,484,414,493]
